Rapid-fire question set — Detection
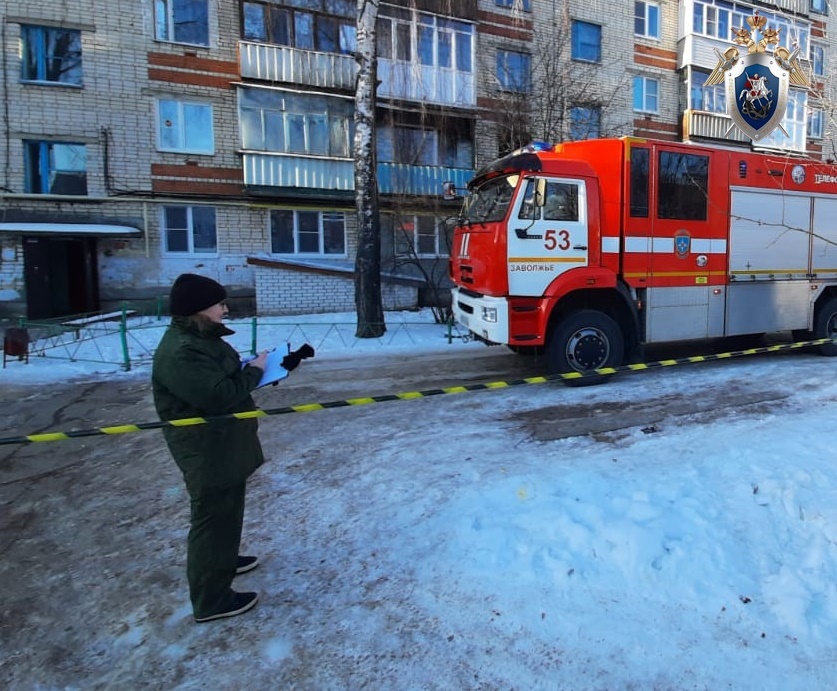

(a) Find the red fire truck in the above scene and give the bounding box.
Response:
[449,137,837,381]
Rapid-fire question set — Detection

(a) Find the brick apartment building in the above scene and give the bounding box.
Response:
[0,0,832,319]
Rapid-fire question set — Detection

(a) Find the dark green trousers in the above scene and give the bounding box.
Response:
[187,483,246,618]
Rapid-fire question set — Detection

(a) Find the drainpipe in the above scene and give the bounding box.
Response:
[2,18,11,192]
[143,201,149,257]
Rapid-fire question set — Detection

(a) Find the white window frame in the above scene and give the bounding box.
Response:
[154,0,210,47]
[633,76,659,114]
[495,0,532,11]
[161,205,218,255]
[808,109,823,139]
[692,1,810,57]
[635,1,660,40]
[391,214,450,258]
[811,43,825,77]
[156,99,214,154]
[269,209,347,256]
[759,90,807,153]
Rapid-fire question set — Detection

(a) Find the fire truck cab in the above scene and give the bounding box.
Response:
[449,138,837,380]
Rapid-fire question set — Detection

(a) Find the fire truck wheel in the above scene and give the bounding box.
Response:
[814,297,837,356]
[547,310,625,386]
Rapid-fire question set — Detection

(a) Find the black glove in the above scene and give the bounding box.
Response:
[281,344,315,372]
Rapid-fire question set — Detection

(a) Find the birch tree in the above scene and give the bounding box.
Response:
[354,0,385,338]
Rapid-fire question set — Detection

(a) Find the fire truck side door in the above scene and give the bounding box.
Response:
[506,177,589,296]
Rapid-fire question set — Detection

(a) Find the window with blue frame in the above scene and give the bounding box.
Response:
[811,0,827,15]
[572,21,601,63]
[162,206,217,254]
[270,210,346,255]
[155,0,209,47]
[569,106,601,140]
[635,1,660,40]
[24,141,87,195]
[633,76,659,113]
[20,25,82,85]
[496,49,530,92]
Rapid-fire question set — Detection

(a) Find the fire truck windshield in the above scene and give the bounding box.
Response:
[464,174,520,224]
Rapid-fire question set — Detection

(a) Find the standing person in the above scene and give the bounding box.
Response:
[152,273,269,623]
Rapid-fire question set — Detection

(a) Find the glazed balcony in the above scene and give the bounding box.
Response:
[239,41,476,108]
[242,152,473,197]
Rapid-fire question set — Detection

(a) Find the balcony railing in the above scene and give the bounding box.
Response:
[242,152,474,197]
[240,41,356,91]
[683,110,750,144]
[239,41,476,108]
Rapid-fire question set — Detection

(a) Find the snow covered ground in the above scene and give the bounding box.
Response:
[1,311,837,689]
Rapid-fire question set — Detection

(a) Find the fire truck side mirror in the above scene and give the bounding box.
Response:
[442,181,457,200]
[534,178,547,207]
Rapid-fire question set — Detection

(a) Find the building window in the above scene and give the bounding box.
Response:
[24,141,87,195]
[495,0,532,10]
[387,214,450,257]
[162,206,217,254]
[569,106,601,140]
[760,90,808,152]
[20,25,82,86]
[635,2,660,40]
[811,0,827,14]
[808,109,823,139]
[691,71,725,113]
[240,88,354,157]
[155,0,209,47]
[692,1,809,57]
[633,76,659,113]
[496,49,530,92]
[157,99,214,154]
[811,44,825,77]
[243,0,356,54]
[571,21,601,63]
[377,126,438,165]
[270,210,346,255]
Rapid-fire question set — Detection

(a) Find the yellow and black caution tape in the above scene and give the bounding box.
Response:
[0,338,832,446]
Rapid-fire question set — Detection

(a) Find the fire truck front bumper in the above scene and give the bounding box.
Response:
[451,288,509,345]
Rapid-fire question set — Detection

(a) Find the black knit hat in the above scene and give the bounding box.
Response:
[169,273,227,316]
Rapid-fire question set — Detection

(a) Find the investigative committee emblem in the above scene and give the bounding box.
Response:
[705,11,809,141]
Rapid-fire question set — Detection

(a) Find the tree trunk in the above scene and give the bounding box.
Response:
[354,0,385,338]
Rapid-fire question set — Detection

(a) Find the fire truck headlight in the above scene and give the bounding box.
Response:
[481,306,498,323]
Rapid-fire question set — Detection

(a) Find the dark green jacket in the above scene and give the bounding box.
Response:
[152,317,265,496]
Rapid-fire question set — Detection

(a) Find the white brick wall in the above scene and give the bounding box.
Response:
[254,265,418,315]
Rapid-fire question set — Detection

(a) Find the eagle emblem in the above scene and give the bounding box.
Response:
[705,11,810,141]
